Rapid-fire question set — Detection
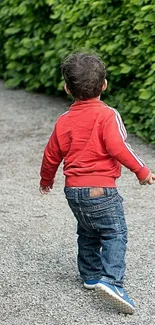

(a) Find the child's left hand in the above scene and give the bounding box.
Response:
[139,172,155,185]
[39,186,51,195]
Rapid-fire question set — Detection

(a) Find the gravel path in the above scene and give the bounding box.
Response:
[0,81,155,325]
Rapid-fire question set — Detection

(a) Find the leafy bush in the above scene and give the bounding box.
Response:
[0,0,155,142]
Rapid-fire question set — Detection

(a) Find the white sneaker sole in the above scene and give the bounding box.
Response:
[95,283,135,315]
[84,283,97,289]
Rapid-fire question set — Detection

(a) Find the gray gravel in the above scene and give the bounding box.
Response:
[0,80,155,325]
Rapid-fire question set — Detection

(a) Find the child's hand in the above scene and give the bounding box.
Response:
[39,186,51,195]
[139,172,155,185]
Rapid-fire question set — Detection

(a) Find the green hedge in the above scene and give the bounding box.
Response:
[0,0,155,143]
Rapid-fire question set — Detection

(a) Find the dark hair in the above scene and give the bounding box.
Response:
[61,53,106,100]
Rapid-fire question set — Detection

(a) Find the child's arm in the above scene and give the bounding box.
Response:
[40,125,63,194]
[103,110,154,184]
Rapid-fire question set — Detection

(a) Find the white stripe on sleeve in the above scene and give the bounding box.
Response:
[125,143,145,167]
[110,107,145,167]
[111,107,127,140]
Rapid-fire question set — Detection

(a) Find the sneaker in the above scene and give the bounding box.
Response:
[84,279,99,289]
[96,280,135,314]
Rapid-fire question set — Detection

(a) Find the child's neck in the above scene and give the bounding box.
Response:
[75,96,101,102]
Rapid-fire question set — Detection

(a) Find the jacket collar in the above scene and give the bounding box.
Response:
[70,98,101,110]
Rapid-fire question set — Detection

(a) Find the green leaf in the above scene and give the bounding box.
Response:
[5,27,20,35]
[21,38,32,48]
[130,0,143,4]
[44,50,54,58]
[18,48,28,56]
[151,63,155,71]
[46,0,55,5]
[144,76,155,86]
[18,4,27,15]
[131,106,141,113]
[144,14,155,23]
[6,62,17,70]
[134,23,144,30]
[139,90,152,100]
[151,55,155,62]
[4,78,21,88]
[120,64,132,73]
[141,5,153,11]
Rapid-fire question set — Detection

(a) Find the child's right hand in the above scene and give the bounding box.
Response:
[39,185,51,194]
[139,172,155,185]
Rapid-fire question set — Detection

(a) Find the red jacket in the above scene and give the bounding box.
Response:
[40,99,150,188]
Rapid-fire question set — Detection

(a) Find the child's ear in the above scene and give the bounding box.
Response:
[64,83,71,95]
[102,79,107,91]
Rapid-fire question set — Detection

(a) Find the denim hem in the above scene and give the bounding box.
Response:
[100,276,124,287]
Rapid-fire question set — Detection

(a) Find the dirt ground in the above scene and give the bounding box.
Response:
[0,81,155,325]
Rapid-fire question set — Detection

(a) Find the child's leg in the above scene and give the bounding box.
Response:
[86,188,127,287]
[64,187,103,281]
[100,202,127,287]
[77,222,102,281]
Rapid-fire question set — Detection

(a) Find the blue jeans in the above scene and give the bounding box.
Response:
[64,187,127,287]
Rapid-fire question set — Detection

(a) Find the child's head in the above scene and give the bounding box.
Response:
[61,53,107,100]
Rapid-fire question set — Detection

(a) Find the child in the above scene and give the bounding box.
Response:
[39,53,155,314]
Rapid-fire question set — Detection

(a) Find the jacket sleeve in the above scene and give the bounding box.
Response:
[40,125,63,187]
[103,110,150,181]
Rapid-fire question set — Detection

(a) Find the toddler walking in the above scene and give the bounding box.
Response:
[39,53,155,314]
